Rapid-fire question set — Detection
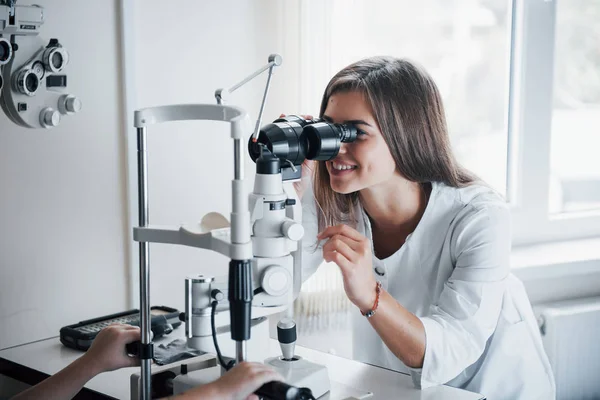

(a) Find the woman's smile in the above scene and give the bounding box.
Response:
[328,160,358,177]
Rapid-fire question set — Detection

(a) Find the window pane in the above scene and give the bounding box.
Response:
[549,0,600,214]
[323,0,511,194]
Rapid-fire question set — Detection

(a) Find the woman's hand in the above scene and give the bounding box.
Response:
[183,362,283,400]
[294,158,316,200]
[318,225,378,311]
[81,324,140,375]
[279,113,317,200]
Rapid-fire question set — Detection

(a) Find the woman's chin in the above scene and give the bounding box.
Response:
[331,182,360,195]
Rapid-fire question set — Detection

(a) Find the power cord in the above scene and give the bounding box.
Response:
[211,300,235,371]
[210,295,315,399]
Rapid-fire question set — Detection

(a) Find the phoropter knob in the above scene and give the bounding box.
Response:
[40,107,61,128]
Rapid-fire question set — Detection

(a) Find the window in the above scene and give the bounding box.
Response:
[275,0,600,245]
[549,0,600,214]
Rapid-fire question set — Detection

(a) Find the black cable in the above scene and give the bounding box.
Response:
[211,300,234,371]
[253,287,264,296]
[210,300,315,399]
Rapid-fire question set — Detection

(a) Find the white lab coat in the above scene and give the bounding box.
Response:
[300,181,556,400]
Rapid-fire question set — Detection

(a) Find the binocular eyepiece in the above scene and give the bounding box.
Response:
[248,115,358,169]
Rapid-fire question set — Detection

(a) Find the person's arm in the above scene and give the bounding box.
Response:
[318,224,427,367]
[11,355,102,400]
[406,205,510,389]
[319,204,511,388]
[171,362,282,400]
[12,324,140,400]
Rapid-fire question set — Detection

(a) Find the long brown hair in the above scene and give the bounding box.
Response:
[313,56,476,231]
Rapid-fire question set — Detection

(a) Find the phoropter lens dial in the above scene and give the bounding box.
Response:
[0,38,13,66]
[43,46,69,73]
[16,69,40,96]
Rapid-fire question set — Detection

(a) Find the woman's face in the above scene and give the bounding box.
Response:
[323,90,399,194]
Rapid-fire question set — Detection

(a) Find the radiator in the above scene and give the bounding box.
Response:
[295,261,352,334]
[536,297,600,400]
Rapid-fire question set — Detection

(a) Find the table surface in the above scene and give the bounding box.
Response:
[0,327,484,400]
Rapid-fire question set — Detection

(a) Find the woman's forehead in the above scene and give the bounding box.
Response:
[325,91,375,122]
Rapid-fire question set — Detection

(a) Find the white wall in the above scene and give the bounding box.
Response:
[0,0,129,349]
[0,0,298,349]
[131,0,288,311]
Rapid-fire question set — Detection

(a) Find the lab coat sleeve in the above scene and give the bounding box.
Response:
[300,182,325,282]
[410,203,511,389]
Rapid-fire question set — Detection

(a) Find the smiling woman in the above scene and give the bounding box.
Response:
[312,58,475,234]
[298,56,556,400]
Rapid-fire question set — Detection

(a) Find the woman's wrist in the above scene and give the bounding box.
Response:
[357,280,379,312]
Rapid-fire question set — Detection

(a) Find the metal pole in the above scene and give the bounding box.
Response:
[251,65,275,143]
[137,127,152,400]
[236,340,247,364]
[234,139,243,181]
[228,62,274,93]
[233,137,248,363]
[505,0,521,203]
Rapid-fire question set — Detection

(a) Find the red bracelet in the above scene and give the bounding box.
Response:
[361,281,382,318]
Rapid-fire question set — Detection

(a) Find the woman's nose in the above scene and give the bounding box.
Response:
[338,142,349,154]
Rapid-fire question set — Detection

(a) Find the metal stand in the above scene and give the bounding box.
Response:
[136,126,152,399]
[132,54,283,399]
[133,104,252,399]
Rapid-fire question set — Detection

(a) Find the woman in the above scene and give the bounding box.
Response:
[296,56,555,399]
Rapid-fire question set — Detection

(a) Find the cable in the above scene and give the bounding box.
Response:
[211,300,234,371]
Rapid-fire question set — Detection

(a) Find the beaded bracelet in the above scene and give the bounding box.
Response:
[361,281,382,318]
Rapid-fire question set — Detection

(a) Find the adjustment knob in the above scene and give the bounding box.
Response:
[40,107,60,128]
[211,289,224,302]
[58,94,82,115]
[281,220,304,241]
[261,266,291,297]
[277,317,296,361]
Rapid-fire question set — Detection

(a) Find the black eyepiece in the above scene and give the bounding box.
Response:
[249,115,358,166]
[302,122,357,160]
[248,117,307,166]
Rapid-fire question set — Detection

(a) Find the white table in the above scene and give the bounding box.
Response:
[0,329,484,400]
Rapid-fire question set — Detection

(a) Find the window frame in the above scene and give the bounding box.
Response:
[509,0,600,245]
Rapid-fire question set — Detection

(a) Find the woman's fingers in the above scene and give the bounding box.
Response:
[322,234,360,261]
[318,224,365,243]
[323,248,353,274]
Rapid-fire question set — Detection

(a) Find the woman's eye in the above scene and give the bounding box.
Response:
[357,130,368,138]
